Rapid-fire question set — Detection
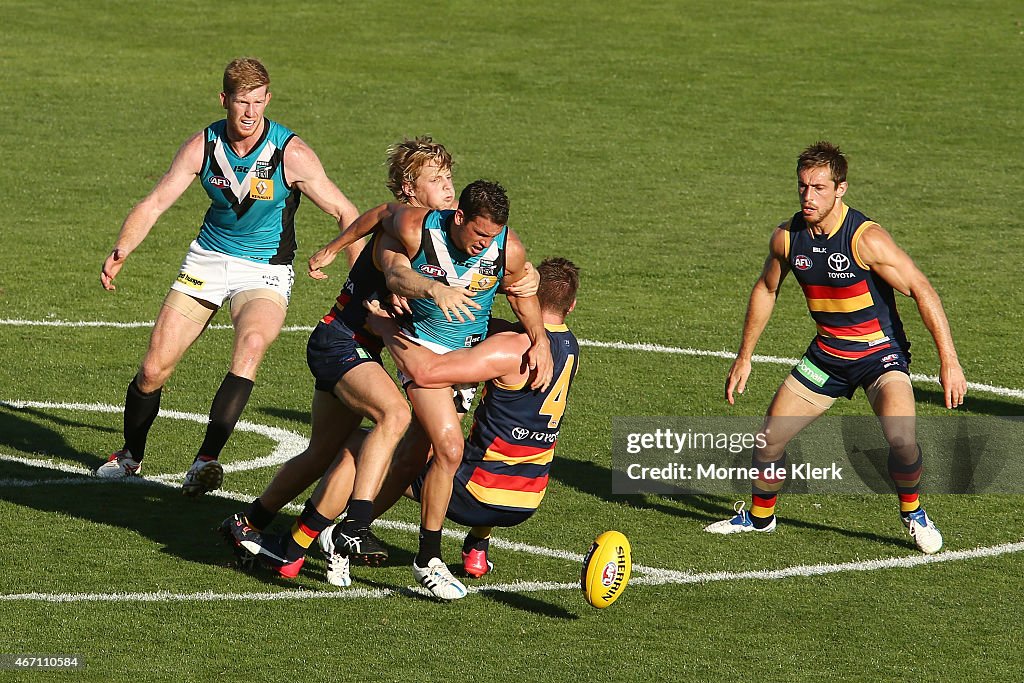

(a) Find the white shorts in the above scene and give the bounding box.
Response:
[170,240,294,307]
[397,335,478,414]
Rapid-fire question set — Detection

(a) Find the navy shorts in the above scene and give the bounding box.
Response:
[306,317,382,392]
[411,459,534,529]
[789,339,912,400]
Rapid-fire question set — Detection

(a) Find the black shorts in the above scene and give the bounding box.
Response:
[789,339,911,400]
[306,318,382,392]
[411,459,535,529]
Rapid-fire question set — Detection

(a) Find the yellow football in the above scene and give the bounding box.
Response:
[580,530,632,608]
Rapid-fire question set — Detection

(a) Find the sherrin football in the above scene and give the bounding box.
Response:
[580,530,632,608]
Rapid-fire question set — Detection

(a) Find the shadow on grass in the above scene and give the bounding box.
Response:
[0,403,116,469]
[552,457,908,549]
[0,463,253,570]
[478,589,579,619]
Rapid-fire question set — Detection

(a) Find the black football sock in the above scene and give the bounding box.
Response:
[245,497,276,532]
[463,532,489,554]
[415,527,443,567]
[198,372,254,458]
[343,499,374,531]
[123,377,161,462]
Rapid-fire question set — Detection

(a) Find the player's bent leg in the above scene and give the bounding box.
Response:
[407,385,465,532]
[372,418,432,519]
[139,293,216,391]
[227,293,287,379]
[705,379,828,534]
[98,296,213,479]
[329,364,411,565]
[249,391,362,518]
[332,363,411,502]
[867,372,942,553]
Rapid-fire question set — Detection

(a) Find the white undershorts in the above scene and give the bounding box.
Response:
[170,240,294,307]
[397,335,478,414]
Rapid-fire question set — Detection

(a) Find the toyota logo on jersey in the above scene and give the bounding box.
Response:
[828,253,850,271]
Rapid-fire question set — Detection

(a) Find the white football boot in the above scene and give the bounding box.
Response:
[902,508,943,554]
[181,457,224,497]
[94,449,142,478]
[318,523,353,587]
[413,558,468,601]
[704,501,777,534]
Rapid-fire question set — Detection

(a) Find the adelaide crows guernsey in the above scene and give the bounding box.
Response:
[786,204,908,360]
[319,234,388,353]
[197,119,301,265]
[458,323,579,513]
[408,209,507,349]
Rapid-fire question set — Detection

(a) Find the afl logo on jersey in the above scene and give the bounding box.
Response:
[828,253,851,271]
[418,264,447,278]
[793,255,813,271]
[209,176,231,189]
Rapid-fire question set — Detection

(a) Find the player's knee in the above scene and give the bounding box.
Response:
[136,360,171,392]
[236,329,271,358]
[431,437,464,470]
[373,400,411,438]
[888,439,918,464]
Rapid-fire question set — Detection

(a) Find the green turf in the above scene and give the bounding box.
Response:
[1,1,1023,681]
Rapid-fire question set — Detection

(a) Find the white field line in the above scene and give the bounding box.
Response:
[2,340,1023,603]
[0,400,306,474]
[2,318,1021,400]
[4,451,1024,604]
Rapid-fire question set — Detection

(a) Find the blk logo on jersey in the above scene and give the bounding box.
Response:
[250,179,274,200]
[254,161,273,179]
[793,255,813,271]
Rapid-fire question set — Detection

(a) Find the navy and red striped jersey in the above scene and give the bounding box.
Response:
[785,204,908,360]
[457,324,579,513]
[319,234,388,351]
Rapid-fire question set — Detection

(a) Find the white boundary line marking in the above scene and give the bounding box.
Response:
[2,318,1021,400]
[2,331,1023,602]
[0,400,307,474]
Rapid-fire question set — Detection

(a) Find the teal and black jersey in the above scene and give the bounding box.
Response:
[197,119,301,265]
[408,209,507,349]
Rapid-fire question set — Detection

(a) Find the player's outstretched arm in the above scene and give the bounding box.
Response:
[726,227,790,404]
[101,132,204,291]
[856,225,966,408]
[283,136,361,265]
[503,232,552,391]
[307,202,407,280]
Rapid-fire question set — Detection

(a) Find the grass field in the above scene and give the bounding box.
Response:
[1,1,1023,680]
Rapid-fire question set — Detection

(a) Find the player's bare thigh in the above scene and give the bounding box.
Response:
[406,385,465,467]
[228,290,288,379]
[757,377,833,461]
[867,371,917,459]
[136,291,216,391]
